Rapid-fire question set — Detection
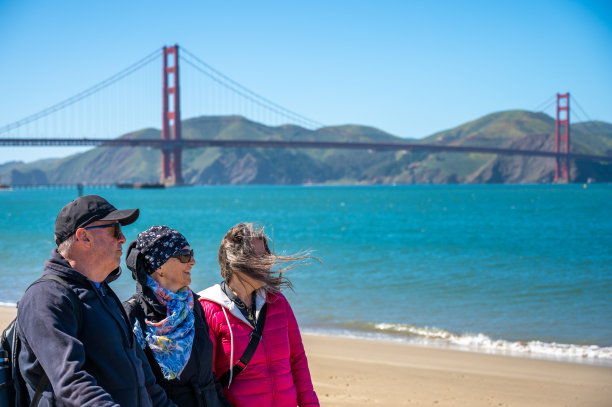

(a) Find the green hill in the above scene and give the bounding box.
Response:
[1,111,611,185]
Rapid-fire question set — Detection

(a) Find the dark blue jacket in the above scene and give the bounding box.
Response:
[17,249,176,407]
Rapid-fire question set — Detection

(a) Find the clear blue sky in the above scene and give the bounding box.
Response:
[1,0,611,164]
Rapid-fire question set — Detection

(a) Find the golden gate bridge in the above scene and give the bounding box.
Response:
[1,45,610,185]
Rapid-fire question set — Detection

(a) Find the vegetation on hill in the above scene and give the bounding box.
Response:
[1,111,611,185]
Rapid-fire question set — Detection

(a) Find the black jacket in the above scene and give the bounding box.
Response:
[123,283,232,407]
[17,249,176,407]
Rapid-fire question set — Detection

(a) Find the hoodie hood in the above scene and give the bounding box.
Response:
[44,249,121,285]
[198,283,266,328]
[134,279,172,317]
[44,249,90,284]
[106,266,122,283]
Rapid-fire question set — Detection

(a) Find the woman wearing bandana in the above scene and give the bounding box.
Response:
[123,225,232,407]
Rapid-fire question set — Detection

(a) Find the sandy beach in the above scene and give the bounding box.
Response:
[2,305,611,406]
[303,334,612,407]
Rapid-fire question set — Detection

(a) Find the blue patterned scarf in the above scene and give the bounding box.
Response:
[133,275,195,380]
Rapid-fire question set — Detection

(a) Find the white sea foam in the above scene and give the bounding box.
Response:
[304,321,612,365]
[0,302,17,307]
[371,322,612,363]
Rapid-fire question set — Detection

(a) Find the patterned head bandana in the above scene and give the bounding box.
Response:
[135,225,189,274]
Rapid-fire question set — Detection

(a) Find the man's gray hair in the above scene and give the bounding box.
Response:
[58,234,77,257]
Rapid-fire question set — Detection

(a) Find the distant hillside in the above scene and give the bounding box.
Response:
[1,111,611,185]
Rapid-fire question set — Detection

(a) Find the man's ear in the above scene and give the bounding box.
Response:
[75,228,91,245]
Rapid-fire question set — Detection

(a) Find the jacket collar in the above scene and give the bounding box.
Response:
[135,281,169,317]
[44,249,90,285]
[198,283,266,327]
[44,249,122,285]
[44,249,134,347]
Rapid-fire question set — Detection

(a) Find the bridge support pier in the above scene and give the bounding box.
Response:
[161,45,184,186]
[554,93,570,183]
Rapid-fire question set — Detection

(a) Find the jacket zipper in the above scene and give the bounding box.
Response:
[95,282,142,405]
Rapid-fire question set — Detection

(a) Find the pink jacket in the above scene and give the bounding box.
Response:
[198,284,319,407]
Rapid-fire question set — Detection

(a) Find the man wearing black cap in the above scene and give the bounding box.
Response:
[17,195,176,407]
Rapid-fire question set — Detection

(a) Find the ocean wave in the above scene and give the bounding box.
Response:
[0,302,17,307]
[307,321,612,364]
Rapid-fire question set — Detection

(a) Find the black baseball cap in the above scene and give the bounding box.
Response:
[54,195,140,245]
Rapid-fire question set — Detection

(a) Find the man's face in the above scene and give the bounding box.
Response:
[83,220,126,273]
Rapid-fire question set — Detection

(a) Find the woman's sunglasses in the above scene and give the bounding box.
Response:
[83,222,122,239]
[172,249,194,263]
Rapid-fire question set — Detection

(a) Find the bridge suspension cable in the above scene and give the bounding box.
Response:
[180,47,324,130]
[532,94,557,113]
[532,93,603,142]
[568,94,604,137]
[0,48,161,136]
[570,95,594,123]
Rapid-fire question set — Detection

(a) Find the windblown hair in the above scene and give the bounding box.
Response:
[218,223,313,294]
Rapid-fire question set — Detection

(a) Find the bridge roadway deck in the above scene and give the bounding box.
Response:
[1,138,611,162]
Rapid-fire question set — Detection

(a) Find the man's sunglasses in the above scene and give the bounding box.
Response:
[83,222,122,239]
[172,249,194,263]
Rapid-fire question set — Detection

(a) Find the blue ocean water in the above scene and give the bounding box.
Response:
[0,184,611,364]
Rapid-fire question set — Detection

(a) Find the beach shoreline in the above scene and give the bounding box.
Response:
[2,306,611,406]
[300,328,612,368]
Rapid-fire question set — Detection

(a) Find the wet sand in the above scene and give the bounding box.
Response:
[2,306,611,406]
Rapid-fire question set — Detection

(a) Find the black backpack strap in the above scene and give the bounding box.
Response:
[24,275,84,406]
[219,302,268,387]
[28,374,48,407]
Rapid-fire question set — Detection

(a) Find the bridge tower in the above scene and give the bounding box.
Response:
[554,93,570,183]
[161,45,183,185]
